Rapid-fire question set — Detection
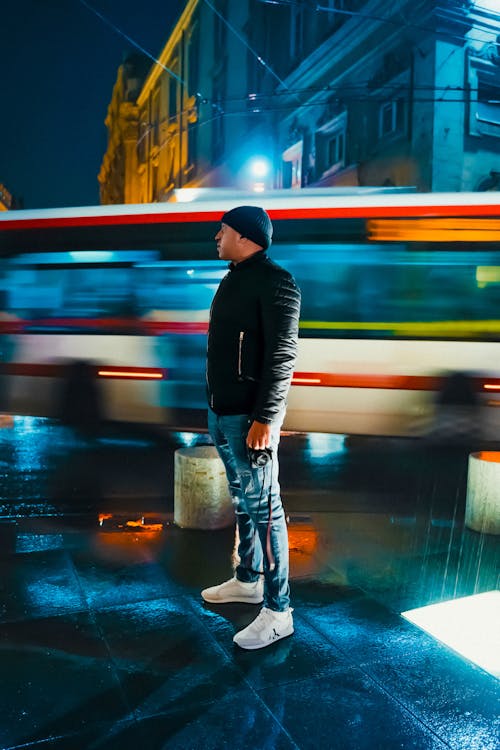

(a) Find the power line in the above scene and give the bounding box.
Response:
[258,0,499,48]
[222,83,491,98]
[77,0,188,88]
[180,95,496,128]
[202,0,303,105]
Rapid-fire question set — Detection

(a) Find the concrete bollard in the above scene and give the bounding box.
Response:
[174,446,234,529]
[465,452,500,535]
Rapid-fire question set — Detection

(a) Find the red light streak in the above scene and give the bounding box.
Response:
[98,369,163,380]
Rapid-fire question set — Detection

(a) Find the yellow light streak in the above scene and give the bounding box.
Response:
[484,384,500,391]
[476,266,500,285]
[299,320,500,337]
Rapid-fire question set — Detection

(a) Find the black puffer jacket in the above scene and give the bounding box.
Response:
[206,251,301,424]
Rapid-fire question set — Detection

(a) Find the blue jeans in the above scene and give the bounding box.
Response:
[208,407,290,612]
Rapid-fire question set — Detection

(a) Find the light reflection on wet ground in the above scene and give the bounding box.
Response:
[0,416,498,613]
[0,417,498,749]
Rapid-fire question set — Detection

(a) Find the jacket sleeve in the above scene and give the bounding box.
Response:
[251,270,301,424]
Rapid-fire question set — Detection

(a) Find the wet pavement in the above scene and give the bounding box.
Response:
[0,417,498,749]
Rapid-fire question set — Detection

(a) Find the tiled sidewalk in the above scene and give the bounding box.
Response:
[0,517,498,750]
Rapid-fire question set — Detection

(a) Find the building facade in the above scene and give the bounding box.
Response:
[274,0,500,192]
[99,0,500,203]
[99,0,281,203]
[98,53,150,204]
[0,184,12,211]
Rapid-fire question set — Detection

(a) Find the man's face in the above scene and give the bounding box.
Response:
[214,222,244,262]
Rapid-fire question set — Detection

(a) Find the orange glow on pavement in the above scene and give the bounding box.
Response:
[288,523,319,577]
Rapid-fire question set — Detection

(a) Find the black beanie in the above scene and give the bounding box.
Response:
[221,205,273,250]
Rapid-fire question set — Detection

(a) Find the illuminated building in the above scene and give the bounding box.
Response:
[100,0,500,202]
[275,0,500,192]
[99,0,279,202]
[0,183,12,211]
[99,53,150,204]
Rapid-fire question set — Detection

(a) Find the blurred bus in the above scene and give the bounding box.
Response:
[0,189,499,437]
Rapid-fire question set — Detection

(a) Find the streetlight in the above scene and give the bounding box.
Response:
[246,157,272,191]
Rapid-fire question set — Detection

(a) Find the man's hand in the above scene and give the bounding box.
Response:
[246,420,272,450]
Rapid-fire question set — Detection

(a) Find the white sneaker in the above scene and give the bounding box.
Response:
[233,607,294,650]
[201,576,264,604]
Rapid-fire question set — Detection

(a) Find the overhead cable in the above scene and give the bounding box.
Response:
[202,0,303,105]
[77,0,188,88]
[258,0,499,47]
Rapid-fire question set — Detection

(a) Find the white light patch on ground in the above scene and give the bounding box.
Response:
[402,591,500,679]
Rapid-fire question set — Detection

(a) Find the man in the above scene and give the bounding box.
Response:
[202,205,301,650]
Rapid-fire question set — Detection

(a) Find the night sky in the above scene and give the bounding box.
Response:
[1,0,186,209]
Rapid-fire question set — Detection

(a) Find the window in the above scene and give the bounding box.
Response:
[475,78,500,137]
[477,80,500,126]
[315,112,347,177]
[212,73,226,161]
[187,123,197,175]
[328,132,344,166]
[188,24,199,94]
[290,5,304,59]
[152,89,160,147]
[214,0,227,56]
[282,141,303,189]
[378,99,405,139]
[468,56,500,138]
[212,106,224,161]
[151,164,158,201]
[271,244,500,340]
[169,74,178,122]
[137,118,148,163]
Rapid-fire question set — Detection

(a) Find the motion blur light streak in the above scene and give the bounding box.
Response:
[299,320,500,336]
[291,372,441,390]
[2,193,499,437]
[368,218,500,242]
[402,591,500,679]
[97,369,164,379]
[476,266,500,286]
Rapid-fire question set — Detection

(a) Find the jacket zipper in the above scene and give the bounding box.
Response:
[238,331,244,379]
[206,367,214,408]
